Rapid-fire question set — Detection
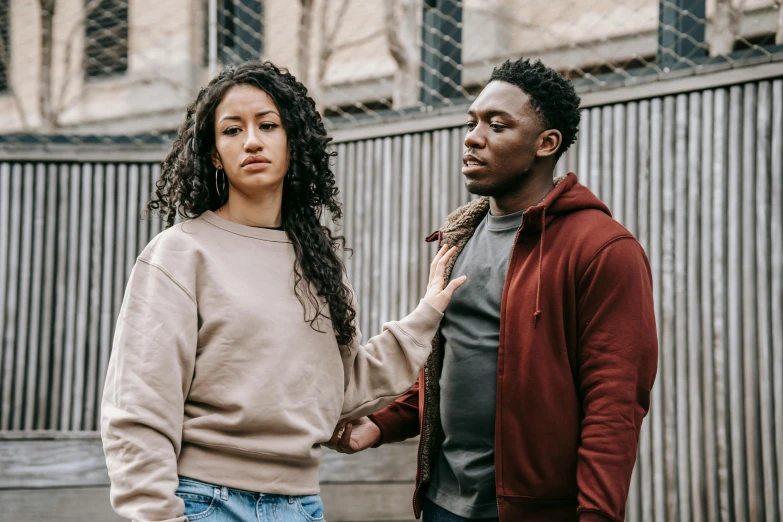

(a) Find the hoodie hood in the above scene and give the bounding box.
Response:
[428,172,611,331]
[533,172,611,225]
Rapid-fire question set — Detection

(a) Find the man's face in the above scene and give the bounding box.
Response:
[462,81,545,197]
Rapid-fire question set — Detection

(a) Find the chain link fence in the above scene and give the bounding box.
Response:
[0,0,781,144]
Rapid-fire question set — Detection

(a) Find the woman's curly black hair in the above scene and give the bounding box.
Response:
[489,58,581,160]
[148,61,357,347]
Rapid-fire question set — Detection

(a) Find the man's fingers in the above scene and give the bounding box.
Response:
[326,422,347,450]
[338,423,354,452]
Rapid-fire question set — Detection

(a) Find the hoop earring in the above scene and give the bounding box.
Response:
[215,168,226,197]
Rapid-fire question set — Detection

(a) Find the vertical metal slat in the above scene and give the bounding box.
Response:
[661,95,679,522]
[71,164,93,430]
[636,99,654,522]
[97,165,117,419]
[741,83,762,522]
[371,139,384,335]
[36,164,58,429]
[578,109,590,188]
[12,164,35,429]
[84,164,105,431]
[769,78,783,522]
[612,103,625,223]
[2,163,23,430]
[24,164,47,430]
[389,136,402,320]
[727,84,748,522]
[700,89,720,522]
[754,81,779,522]
[712,87,733,522]
[673,93,690,521]
[687,91,706,522]
[410,133,423,310]
[379,138,393,327]
[49,164,71,430]
[399,135,412,317]
[60,164,82,430]
[648,96,667,522]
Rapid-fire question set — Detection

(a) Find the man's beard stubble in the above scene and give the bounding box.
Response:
[463,164,534,199]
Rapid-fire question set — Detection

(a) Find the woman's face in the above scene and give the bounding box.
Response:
[211,84,290,198]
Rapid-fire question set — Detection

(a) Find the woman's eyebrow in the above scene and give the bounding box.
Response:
[219,110,280,124]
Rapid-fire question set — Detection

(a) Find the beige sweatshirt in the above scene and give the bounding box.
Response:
[101,211,442,522]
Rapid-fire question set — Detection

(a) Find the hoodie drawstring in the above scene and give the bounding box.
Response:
[533,207,547,329]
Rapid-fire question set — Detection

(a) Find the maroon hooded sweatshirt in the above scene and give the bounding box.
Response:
[369,173,658,522]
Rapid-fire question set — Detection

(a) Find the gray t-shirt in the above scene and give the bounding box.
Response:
[426,209,524,519]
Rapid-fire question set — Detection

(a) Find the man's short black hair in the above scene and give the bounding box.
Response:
[489,58,581,160]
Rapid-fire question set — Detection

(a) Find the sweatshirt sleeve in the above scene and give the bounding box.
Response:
[100,259,198,522]
[339,299,443,421]
[575,238,658,522]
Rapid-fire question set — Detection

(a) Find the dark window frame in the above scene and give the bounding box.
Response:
[203,0,264,67]
[0,0,10,92]
[84,0,129,80]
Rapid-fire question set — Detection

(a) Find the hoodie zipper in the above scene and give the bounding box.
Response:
[494,216,526,519]
[419,205,538,519]
[413,366,428,517]
[414,231,444,518]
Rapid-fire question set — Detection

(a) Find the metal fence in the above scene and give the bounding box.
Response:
[1,72,782,522]
[0,1,782,141]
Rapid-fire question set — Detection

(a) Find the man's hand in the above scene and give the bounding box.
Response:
[324,417,381,454]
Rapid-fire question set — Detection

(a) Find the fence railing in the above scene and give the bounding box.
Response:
[1,70,782,522]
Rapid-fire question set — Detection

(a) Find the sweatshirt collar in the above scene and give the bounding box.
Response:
[201,211,291,243]
[486,208,526,231]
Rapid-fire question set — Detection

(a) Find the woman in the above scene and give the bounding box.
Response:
[100,61,465,522]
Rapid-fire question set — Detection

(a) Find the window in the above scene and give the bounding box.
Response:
[420,0,462,106]
[84,0,129,79]
[204,0,264,66]
[0,0,9,91]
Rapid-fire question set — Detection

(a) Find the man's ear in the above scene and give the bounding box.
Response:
[536,129,562,159]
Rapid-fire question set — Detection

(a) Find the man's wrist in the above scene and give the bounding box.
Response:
[578,510,614,522]
[366,415,383,447]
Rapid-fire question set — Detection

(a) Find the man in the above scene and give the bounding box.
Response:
[327,58,658,522]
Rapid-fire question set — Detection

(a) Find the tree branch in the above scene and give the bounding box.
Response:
[332,29,385,53]
[384,0,408,69]
[53,0,104,118]
[38,0,56,130]
[327,0,351,48]
[318,0,350,81]
[298,0,314,82]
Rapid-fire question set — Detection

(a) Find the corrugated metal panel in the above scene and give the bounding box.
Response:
[0,162,164,431]
[0,79,781,522]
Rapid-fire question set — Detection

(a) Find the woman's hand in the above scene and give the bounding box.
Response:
[423,244,467,313]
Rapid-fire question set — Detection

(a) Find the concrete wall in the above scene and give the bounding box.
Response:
[1,0,778,134]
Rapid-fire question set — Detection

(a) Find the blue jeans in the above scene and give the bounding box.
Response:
[422,498,499,522]
[175,476,325,521]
